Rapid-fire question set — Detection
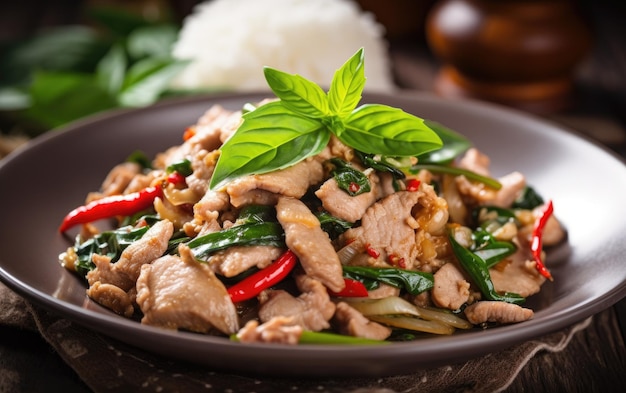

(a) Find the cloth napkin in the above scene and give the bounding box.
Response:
[0,281,591,393]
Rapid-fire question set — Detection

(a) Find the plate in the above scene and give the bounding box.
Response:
[1,91,625,378]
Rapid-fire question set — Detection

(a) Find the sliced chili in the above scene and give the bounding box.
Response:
[227,249,297,302]
[166,171,187,186]
[530,200,554,281]
[328,278,369,297]
[406,178,420,192]
[58,186,162,233]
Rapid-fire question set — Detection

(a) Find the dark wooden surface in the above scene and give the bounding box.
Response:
[1,1,625,392]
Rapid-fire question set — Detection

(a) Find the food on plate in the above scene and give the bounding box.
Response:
[58,49,566,344]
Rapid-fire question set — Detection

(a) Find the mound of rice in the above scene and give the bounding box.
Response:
[170,0,394,92]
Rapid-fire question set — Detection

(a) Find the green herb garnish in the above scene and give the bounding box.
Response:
[209,48,443,190]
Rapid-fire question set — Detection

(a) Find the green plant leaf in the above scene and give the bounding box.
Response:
[341,104,443,156]
[96,44,127,95]
[416,120,471,165]
[210,101,329,190]
[328,48,365,117]
[263,67,329,118]
[27,71,116,128]
[118,57,189,107]
[127,24,178,59]
[0,26,109,86]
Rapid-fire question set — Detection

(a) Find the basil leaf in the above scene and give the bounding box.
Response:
[210,102,330,190]
[263,67,329,118]
[188,222,285,261]
[416,121,472,165]
[512,186,544,210]
[355,151,406,179]
[166,158,193,176]
[118,57,189,107]
[342,266,434,295]
[329,158,371,196]
[448,231,525,305]
[74,225,149,276]
[126,150,152,169]
[475,242,517,268]
[96,43,127,95]
[341,104,443,156]
[328,47,365,117]
[316,211,354,239]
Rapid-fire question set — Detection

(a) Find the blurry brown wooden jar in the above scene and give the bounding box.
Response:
[426,0,592,113]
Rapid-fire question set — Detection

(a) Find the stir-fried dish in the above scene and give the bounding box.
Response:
[58,49,566,344]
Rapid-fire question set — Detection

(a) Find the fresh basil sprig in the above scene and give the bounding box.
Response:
[209,48,443,190]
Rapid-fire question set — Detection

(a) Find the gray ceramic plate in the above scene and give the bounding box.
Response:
[1,92,625,378]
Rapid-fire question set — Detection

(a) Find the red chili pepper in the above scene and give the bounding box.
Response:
[406,178,421,192]
[182,126,196,141]
[227,249,298,302]
[365,243,380,258]
[328,278,369,297]
[530,200,554,281]
[58,186,163,233]
[349,182,360,193]
[167,172,187,186]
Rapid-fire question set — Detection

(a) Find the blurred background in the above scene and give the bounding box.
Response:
[0,0,625,156]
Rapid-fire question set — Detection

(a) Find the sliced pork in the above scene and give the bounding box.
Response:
[315,169,381,223]
[136,244,239,334]
[464,301,534,325]
[341,191,421,270]
[333,301,391,340]
[276,196,345,292]
[258,275,336,331]
[432,262,470,310]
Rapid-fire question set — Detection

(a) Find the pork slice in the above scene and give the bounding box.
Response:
[236,317,303,345]
[432,263,470,310]
[464,301,533,325]
[489,242,546,298]
[276,196,345,292]
[135,244,239,334]
[112,220,174,286]
[210,245,283,277]
[458,148,491,177]
[342,191,421,270]
[184,149,217,197]
[258,275,336,331]
[314,170,380,223]
[100,162,141,196]
[228,189,279,209]
[86,281,135,317]
[193,189,230,223]
[226,156,324,207]
[86,220,174,291]
[191,104,242,151]
[333,302,391,340]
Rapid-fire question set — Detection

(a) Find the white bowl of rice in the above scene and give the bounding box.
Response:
[170,0,395,92]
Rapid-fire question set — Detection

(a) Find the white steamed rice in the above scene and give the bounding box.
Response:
[170,0,394,92]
